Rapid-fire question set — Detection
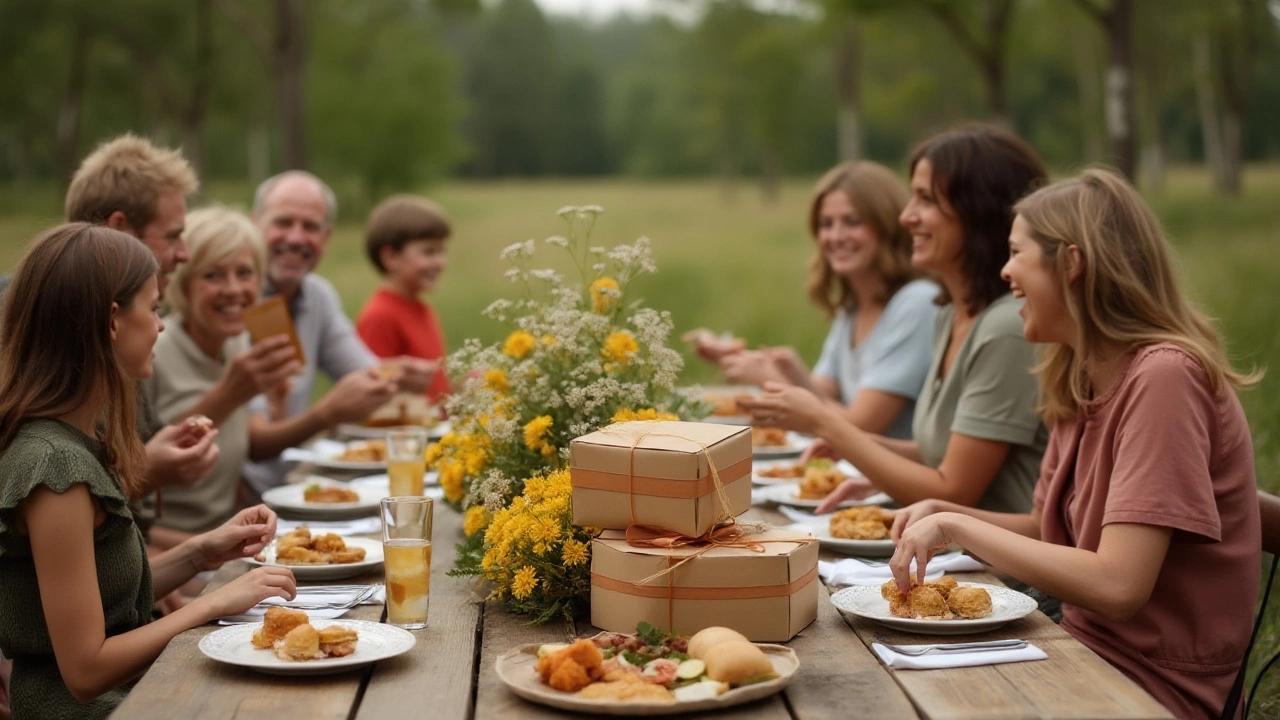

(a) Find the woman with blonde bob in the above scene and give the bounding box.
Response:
[889,169,1261,720]
[689,161,938,438]
[0,224,296,719]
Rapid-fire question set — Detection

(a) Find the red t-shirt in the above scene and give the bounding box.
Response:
[1035,344,1260,720]
[356,288,450,403]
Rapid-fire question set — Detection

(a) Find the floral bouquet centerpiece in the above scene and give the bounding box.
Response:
[436,206,706,623]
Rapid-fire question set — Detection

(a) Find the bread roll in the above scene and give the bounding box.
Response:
[687,626,750,660]
[702,640,775,685]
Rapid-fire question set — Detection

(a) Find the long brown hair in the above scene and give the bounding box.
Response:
[0,223,159,497]
[908,124,1047,315]
[806,161,916,317]
[1014,168,1259,424]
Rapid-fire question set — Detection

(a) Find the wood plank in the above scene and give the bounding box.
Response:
[355,498,483,720]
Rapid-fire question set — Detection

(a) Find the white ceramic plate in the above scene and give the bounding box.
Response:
[495,643,798,716]
[811,524,896,557]
[311,442,388,471]
[337,420,451,441]
[830,582,1038,635]
[262,477,385,519]
[751,432,811,459]
[752,459,860,486]
[753,483,892,510]
[244,536,384,581]
[348,472,439,489]
[199,619,414,676]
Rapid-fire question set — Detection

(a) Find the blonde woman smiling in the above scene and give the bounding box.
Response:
[890,169,1260,720]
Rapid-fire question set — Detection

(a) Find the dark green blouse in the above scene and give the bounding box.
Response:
[0,419,153,719]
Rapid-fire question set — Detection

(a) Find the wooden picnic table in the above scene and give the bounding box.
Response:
[111,455,1173,720]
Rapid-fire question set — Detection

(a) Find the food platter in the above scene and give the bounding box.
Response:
[751,432,811,459]
[311,441,388,471]
[261,477,385,519]
[495,643,798,716]
[829,582,1037,635]
[752,459,860,486]
[243,536,384,580]
[199,619,414,676]
[753,483,891,510]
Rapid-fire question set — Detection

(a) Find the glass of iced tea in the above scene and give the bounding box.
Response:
[386,427,429,496]
[380,496,432,629]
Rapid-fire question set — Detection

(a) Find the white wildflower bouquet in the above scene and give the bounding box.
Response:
[436,206,706,622]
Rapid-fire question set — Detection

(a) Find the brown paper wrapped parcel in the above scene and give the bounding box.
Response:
[570,421,752,537]
[590,527,819,642]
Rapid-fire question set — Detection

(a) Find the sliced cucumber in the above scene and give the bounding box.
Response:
[675,658,706,680]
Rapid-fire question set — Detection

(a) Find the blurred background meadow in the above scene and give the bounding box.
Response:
[2,0,1279,709]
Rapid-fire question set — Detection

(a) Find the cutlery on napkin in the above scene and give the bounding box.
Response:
[217,585,386,625]
[277,517,382,536]
[871,639,1047,670]
[819,552,985,586]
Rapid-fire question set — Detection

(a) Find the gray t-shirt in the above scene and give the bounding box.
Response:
[242,274,377,497]
[143,317,252,533]
[813,278,938,440]
[912,292,1047,513]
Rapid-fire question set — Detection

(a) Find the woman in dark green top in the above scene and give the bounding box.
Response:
[0,224,297,719]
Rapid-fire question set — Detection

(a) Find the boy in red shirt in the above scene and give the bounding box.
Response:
[356,195,451,403]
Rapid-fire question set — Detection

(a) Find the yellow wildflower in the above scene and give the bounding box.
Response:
[440,461,466,503]
[523,415,553,453]
[602,331,639,364]
[561,539,588,566]
[464,506,489,537]
[590,277,620,313]
[612,407,679,423]
[540,334,558,347]
[484,368,508,392]
[512,566,538,600]
[503,330,536,359]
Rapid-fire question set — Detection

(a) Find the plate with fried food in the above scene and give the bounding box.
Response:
[262,477,386,519]
[753,482,891,510]
[812,506,897,557]
[496,623,799,716]
[199,613,413,676]
[313,439,389,471]
[830,580,1037,635]
[245,528,384,580]
[700,393,753,426]
[750,429,810,459]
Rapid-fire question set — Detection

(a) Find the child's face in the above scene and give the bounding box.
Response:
[386,237,447,294]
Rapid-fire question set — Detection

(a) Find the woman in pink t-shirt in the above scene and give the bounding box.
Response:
[888,168,1261,720]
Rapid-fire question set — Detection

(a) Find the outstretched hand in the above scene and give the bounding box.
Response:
[193,505,279,571]
[145,423,220,490]
[195,566,297,620]
[813,476,881,514]
[888,511,956,593]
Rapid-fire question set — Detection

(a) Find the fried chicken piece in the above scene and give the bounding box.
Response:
[317,625,360,657]
[311,533,348,553]
[274,623,325,661]
[252,607,309,649]
[324,548,367,564]
[888,592,914,618]
[907,586,954,620]
[925,575,958,599]
[549,659,593,692]
[947,585,993,619]
[881,578,905,601]
[276,546,327,565]
[304,485,360,503]
[537,639,603,685]
[277,534,312,554]
[831,518,889,540]
[799,466,845,499]
[751,427,786,447]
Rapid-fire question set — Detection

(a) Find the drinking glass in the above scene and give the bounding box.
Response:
[386,427,429,496]
[380,496,433,629]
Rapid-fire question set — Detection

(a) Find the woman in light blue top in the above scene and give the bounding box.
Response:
[689,161,937,439]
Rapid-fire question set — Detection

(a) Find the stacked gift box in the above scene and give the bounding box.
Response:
[570,420,819,642]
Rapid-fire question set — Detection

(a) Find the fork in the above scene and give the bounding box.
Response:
[880,639,1027,656]
[273,584,380,611]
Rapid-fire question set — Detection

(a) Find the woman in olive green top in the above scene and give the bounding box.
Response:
[0,224,297,719]
[742,125,1049,514]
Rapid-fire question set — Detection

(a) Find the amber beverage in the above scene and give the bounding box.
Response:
[380,496,433,629]
[386,427,429,496]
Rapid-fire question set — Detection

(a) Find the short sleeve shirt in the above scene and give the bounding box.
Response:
[356,288,450,403]
[1034,344,1260,720]
[813,279,938,439]
[912,293,1047,513]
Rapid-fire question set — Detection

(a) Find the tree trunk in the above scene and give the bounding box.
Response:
[1192,32,1225,184]
[833,16,863,162]
[1134,0,1163,194]
[183,0,214,176]
[249,121,271,185]
[1103,0,1136,179]
[275,0,308,170]
[1221,109,1243,195]
[56,21,92,189]
[983,0,1011,126]
[760,143,781,203]
[1074,29,1104,161]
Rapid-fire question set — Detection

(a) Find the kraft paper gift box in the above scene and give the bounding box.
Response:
[589,527,820,642]
[570,420,752,537]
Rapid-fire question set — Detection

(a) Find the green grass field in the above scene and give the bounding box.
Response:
[2,168,1279,708]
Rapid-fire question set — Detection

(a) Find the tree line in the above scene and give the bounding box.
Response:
[1,0,1277,202]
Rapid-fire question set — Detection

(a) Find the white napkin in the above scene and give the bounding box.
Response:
[277,517,382,536]
[217,585,385,624]
[872,642,1047,669]
[819,552,985,586]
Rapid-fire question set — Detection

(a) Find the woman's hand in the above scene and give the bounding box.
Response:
[681,328,745,364]
[759,346,810,387]
[194,566,297,619]
[144,424,220,489]
[192,505,278,571]
[888,499,948,543]
[888,512,959,592]
[719,350,786,386]
[798,437,837,463]
[737,382,830,434]
[813,477,880,514]
[223,335,300,406]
